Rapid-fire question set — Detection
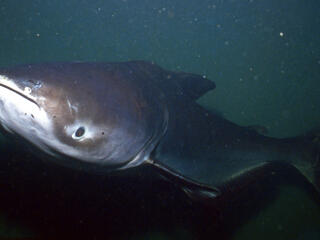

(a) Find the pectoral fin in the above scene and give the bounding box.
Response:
[147,159,220,202]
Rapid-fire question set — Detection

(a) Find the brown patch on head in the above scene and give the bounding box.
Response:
[38,87,74,124]
[34,82,110,152]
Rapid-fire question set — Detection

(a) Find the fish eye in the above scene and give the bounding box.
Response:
[74,126,85,138]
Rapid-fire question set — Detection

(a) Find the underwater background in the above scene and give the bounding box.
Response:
[0,0,320,239]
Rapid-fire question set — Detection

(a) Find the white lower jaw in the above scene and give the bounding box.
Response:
[0,78,53,151]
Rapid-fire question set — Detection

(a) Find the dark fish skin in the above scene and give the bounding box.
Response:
[132,61,319,190]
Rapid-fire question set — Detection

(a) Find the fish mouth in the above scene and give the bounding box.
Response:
[0,82,40,108]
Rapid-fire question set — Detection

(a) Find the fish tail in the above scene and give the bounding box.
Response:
[311,135,320,190]
[291,132,320,192]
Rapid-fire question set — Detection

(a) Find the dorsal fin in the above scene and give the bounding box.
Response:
[171,71,216,100]
[125,61,216,101]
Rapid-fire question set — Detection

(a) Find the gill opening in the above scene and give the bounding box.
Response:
[0,83,40,108]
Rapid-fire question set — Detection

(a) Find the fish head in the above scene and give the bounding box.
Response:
[0,63,167,171]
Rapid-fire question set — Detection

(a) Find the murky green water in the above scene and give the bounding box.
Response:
[0,0,319,239]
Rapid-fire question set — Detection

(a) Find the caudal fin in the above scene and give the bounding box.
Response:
[291,132,320,192]
[311,134,320,190]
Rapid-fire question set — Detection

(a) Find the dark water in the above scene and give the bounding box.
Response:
[0,0,320,239]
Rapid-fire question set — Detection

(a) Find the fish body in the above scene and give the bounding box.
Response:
[0,60,319,199]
